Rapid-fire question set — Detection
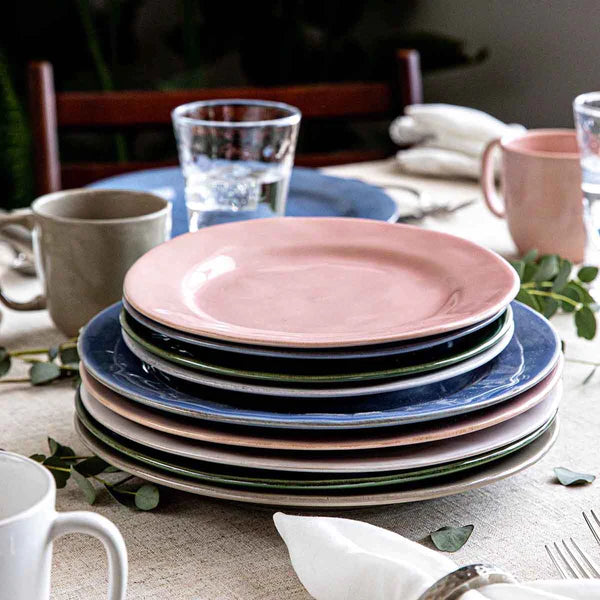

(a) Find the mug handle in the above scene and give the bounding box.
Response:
[480,138,506,218]
[0,209,46,310]
[49,511,128,600]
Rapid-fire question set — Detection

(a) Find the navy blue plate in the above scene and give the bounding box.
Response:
[88,166,400,237]
[79,301,561,429]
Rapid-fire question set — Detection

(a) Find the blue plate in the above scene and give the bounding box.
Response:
[79,301,561,429]
[88,166,400,237]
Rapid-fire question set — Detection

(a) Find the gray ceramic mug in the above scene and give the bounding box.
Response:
[0,189,171,336]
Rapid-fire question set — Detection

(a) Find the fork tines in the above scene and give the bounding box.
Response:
[584,510,600,547]
[545,538,600,579]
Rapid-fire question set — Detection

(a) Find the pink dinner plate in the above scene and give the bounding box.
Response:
[80,357,562,452]
[123,218,519,348]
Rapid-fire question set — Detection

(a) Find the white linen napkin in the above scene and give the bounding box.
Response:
[389,104,526,180]
[274,513,600,600]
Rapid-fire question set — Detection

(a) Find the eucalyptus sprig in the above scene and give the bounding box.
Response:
[510,250,599,340]
[31,437,160,511]
[0,339,80,386]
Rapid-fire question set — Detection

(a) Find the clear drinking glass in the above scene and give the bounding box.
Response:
[172,99,301,231]
[574,92,600,262]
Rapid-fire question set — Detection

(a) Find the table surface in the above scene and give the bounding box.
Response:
[1,159,599,599]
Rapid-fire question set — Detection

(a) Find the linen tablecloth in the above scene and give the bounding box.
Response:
[1,159,599,599]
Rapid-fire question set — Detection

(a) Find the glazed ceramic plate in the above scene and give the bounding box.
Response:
[123,218,519,348]
[89,166,401,237]
[75,417,559,506]
[80,357,562,451]
[77,382,560,473]
[120,307,512,383]
[120,317,515,397]
[78,301,561,429]
[123,298,507,361]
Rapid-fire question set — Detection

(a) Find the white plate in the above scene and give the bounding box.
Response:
[79,380,560,473]
[75,417,559,507]
[121,318,515,398]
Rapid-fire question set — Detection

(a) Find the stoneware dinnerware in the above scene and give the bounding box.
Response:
[80,357,563,451]
[78,301,561,428]
[75,418,559,507]
[122,297,506,361]
[77,384,560,473]
[88,166,401,235]
[481,129,585,262]
[74,399,556,491]
[120,317,515,397]
[119,307,512,383]
[123,218,519,347]
[0,451,127,600]
[0,189,171,336]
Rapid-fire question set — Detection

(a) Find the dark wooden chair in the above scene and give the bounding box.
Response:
[28,50,422,195]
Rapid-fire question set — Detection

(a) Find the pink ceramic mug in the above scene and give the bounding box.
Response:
[481,129,585,262]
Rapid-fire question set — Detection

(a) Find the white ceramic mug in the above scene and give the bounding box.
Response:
[0,451,127,600]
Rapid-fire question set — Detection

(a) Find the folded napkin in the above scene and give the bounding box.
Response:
[274,513,600,600]
[389,104,526,180]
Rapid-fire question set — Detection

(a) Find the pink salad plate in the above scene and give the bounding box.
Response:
[123,218,520,348]
[80,357,562,452]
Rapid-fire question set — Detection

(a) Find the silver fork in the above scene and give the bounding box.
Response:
[545,538,600,578]
[583,510,600,547]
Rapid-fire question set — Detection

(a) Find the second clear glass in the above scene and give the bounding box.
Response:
[172,99,301,231]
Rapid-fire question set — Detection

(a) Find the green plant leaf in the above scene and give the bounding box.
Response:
[570,281,596,305]
[542,298,559,319]
[552,260,572,293]
[74,456,112,477]
[105,484,134,508]
[42,456,71,488]
[578,266,599,283]
[430,524,474,552]
[522,249,539,263]
[0,354,10,377]
[516,288,541,311]
[48,346,59,361]
[30,362,61,385]
[575,306,597,340]
[47,438,76,463]
[509,260,525,280]
[554,467,595,486]
[561,285,581,313]
[70,465,97,504]
[135,484,160,511]
[522,262,538,283]
[59,345,79,365]
[534,254,559,282]
[29,453,46,462]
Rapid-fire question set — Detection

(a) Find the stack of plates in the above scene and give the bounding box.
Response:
[76,218,562,508]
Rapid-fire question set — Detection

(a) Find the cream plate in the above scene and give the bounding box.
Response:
[123,218,519,348]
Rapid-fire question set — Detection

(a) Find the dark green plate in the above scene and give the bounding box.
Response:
[75,390,554,492]
[119,307,512,384]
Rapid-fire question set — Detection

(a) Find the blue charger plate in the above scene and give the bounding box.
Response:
[88,166,400,236]
[79,301,561,430]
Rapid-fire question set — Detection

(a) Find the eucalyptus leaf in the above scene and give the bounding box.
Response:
[552,260,572,293]
[554,467,596,486]
[575,306,596,340]
[105,484,135,508]
[430,524,474,552]
[578,266,599,283]
[570,281,596,304]
[542,297,559,319]
[534,254,559,282]
[70,465,97,504]
[59,345,79,365]
[42,456,71,488]
[516,288,541,311]
[135,484,160,511]
[74,456,112,477]
[0,354,10,377]
[48,346,59,361]
[29,453,46,462]
[47,438,76,463]
[522,249,539,263]
[30,362,61,385]
[509,260,525,280]
[522,262,538,283]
